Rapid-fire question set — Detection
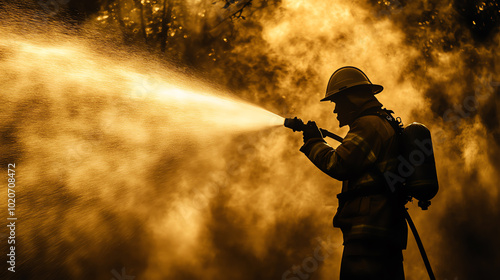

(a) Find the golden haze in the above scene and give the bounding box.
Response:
[0,1,499,279]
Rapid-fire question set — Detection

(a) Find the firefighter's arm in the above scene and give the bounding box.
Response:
[300,139,351,180]
[300,116,383,180]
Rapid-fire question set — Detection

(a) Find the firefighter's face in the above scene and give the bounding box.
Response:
[332,96,356,127]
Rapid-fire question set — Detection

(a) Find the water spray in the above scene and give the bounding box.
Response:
[284,117,343,142]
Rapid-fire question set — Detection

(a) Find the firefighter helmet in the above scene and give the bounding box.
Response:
[321,66,383,102]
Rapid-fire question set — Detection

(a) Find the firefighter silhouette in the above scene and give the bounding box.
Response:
[300,66,407,280]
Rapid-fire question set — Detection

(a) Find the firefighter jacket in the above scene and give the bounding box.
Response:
[300,109,407,251]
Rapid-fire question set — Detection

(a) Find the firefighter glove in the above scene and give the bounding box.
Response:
[302,121,323,142]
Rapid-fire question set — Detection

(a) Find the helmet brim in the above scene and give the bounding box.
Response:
[320,84,383,102]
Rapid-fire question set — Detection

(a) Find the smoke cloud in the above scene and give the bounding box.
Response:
[0,0,499,279]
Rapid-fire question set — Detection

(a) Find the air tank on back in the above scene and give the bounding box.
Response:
[401,122,439,210]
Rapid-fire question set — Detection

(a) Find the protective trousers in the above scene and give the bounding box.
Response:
[339,239,405,280]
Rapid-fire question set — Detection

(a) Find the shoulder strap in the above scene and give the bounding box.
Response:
[361,108,406,194]
[359,108,404,135]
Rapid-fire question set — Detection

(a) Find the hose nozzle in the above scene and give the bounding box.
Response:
[284,117,306,132]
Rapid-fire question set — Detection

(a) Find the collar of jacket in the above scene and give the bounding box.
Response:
[343,93,384,126]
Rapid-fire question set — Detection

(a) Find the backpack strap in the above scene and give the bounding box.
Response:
[359,108,404,135]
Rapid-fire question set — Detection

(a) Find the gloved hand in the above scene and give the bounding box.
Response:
[302,121,323,142]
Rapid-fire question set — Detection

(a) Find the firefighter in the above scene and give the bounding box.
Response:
[300,66,407,280]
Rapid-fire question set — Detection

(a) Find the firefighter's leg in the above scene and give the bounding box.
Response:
[339,240,404,280]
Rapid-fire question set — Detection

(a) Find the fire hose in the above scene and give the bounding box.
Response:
[284,117,343,142]
[284,117,436,280]
[404,210,436,280]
